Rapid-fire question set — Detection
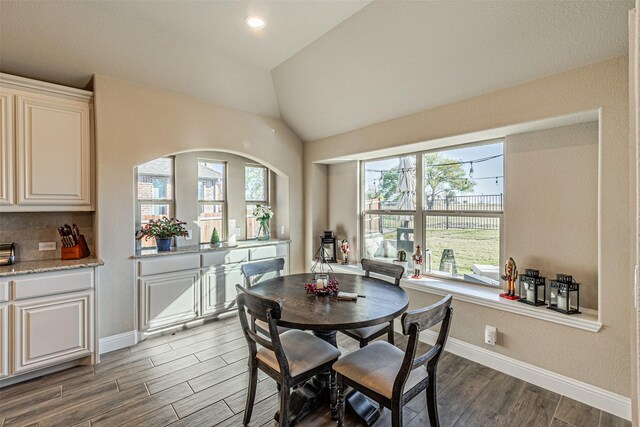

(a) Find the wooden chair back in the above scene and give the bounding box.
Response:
[241,258,285,288]
[235,284,291,377]
[393,295,453,397]
[361,258,405,286]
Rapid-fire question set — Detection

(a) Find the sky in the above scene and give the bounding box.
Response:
[364,140,504,198]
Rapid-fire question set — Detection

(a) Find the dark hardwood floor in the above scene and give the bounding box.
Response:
[0,315,630,427]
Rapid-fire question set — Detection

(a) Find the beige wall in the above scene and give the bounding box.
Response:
[505,122,598,309]
[94,76,303,338]
[306,56,631,396]
[327,161,359,262]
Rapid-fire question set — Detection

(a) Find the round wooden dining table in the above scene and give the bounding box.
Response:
[249,272,409,426]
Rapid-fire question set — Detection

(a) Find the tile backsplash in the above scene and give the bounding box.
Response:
[0,212,94,261]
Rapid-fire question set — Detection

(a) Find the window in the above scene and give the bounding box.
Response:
[137,157,174,248]
[363,156,416,260]
[245,165,268,239]
[198,161,226,243]
[362,141,504,285]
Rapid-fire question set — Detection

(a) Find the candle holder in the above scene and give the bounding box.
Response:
[304,275,339,296]
[517,269,546,306]
[547,274,581,315]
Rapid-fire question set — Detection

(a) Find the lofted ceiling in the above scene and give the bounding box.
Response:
[0,0,633,141]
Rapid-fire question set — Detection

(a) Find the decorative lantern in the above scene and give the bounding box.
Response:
[320,231,337,263]
[517,269,546,306]
[547,274,581,315]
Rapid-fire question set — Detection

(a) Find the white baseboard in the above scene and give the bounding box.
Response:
[99,330,137,354]
[398,325,632,421]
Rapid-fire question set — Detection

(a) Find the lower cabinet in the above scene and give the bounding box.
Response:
[140,269,199,330]
[202,264,243,316]
[12,291,93,375]
[0,304,7,378]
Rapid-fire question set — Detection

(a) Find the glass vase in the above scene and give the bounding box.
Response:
[256,219,270,240]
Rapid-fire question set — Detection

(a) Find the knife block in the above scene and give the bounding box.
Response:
[61,235,91,260]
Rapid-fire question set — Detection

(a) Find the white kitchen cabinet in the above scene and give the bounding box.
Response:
[12,291,93,375]
[0,73,94,212]
[202,264,243,316]
[0,304,8,378]
[0,89,14,206]
[140,270,199,330]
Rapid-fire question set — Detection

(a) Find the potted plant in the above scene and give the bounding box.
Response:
[252,204,273,240]
[136,217,189,251]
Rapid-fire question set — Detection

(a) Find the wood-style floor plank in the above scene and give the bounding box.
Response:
[90,382,192,427]
[554,396,601,427]
[0,314,625,427]
[502,389,557,427]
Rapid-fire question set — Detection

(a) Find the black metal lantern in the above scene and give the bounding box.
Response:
[547,274,581,315]
[321,231,337,263]
[517,269,546,306]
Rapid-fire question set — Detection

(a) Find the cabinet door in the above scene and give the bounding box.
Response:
[0,90,14,206]
[0,304,8,378]
[15,91,91,206]
[13,291,93,375]
[140,270,199,330]
[202,265,243,316]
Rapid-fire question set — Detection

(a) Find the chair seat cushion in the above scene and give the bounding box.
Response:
[344,323,388,339]
[257,330,341,377]
[333,341,428,399]
[255,319,290,335]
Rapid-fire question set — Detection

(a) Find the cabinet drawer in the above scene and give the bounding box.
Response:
[138,254,200,276]
[13,291,93,375]
[201,249,249,267]
[12,269,93,300]
[249,245,277,261]
[0,280,8,302]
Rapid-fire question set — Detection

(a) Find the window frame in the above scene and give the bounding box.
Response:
[136,156,176,248]
[245,164,270,240]
[360,140,504,286]
[198,159,228,242]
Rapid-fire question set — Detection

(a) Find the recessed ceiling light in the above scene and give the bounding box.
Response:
[245,15,267,29]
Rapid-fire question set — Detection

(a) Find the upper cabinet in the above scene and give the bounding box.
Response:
[0,74,94,212]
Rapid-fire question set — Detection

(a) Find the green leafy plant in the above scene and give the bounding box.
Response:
[210,227,220,244]
[135,217,189,241]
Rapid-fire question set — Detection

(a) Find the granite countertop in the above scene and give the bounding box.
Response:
[0,257,104,277]
[132,239,291,259]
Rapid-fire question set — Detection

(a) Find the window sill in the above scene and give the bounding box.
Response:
[329,264,601,333]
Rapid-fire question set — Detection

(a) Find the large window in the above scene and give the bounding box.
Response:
[198,161,226,243]
[137,157,174,248]
[362,141,504,285]
[245,165,268,239]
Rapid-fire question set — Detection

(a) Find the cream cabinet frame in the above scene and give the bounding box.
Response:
[0,304,8,378]
[139,269,200,331]
[0,73,94,212]
[12,291,93,375]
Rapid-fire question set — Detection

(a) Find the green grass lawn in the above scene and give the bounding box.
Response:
[427,228,499,274]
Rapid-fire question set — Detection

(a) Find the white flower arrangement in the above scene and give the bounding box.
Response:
[252,204,273,221]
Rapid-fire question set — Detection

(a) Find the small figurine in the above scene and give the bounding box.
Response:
[411,246,423,278]
[340,239,350,265]
[500,257,519,300]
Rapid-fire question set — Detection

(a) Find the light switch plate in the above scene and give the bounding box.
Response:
[185,229,193,240]
[39,242,56,251]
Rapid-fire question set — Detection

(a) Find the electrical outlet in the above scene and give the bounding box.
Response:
[235,227,241,236]
[484,325,497,345]
[185,229,193,240]
[39,242,56,251]
[280,225,285,236]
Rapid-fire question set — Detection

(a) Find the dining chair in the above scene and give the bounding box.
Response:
[341,258,405,347]
[241,257,289,335]
[235,285,341,427]
[334,294,453,427]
